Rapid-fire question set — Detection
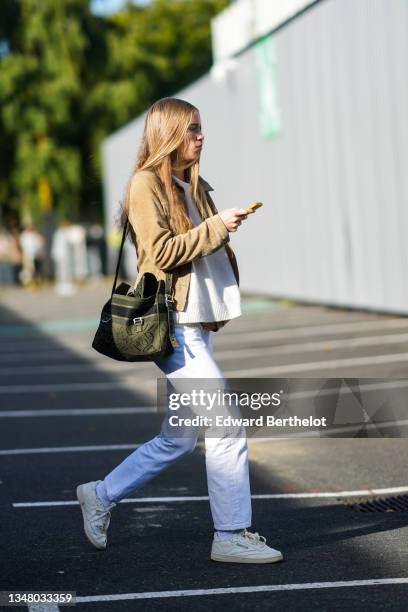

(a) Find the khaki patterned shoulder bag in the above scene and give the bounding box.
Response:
[92,218,179,361]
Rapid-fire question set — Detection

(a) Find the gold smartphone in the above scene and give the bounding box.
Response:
[247,201,263,211]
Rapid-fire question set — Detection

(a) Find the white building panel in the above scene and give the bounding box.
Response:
[102,0,408,314]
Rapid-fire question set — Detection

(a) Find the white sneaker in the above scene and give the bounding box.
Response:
[76,480,116,549]
[211,529,283,564]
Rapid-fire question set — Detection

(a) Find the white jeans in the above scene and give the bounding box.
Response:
[102,323,252,530]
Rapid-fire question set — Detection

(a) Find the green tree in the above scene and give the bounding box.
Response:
[0,0,91,224]
[0,0,230,228]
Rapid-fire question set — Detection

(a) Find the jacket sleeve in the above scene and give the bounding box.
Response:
[128,171,230,271]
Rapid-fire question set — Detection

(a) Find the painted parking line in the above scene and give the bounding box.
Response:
[2,348,408,380]
[28,604,60,612]
[0,353,408,395]
[3,331,408,376]
[2,317,408,354]
[1,418,407,457]
[25,578,408,608]
[0,406,155,418]
[225,352,408,376]
[0,318,99,336]
[2,350,408,395]
[67,578,408,604]
[0,363,154,376]
[1,380,407,420]
[0,381,156,394]
[0,300,278,339]
[0,342,86,354]
[219,318,408,346]
[0,349,82,363]
[2,418,408,457]
[12,486,408,508]
[248,418,408,439]
[216,332,408,360]
[0,444,142,456]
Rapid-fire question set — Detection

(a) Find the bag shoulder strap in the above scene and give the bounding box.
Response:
[111,217,174,300]
[111,218,129,298]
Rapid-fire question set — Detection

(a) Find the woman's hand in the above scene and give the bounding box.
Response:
[219,207,254,232]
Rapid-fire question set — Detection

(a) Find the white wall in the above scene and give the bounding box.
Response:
[211,0,318,63]
[102,0,408,314]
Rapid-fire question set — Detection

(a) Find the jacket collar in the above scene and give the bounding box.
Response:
[198,176,214,192]
[173,175,214,192]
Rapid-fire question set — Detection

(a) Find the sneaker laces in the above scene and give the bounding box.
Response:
[92,505,111,533]
[240,529,266,546]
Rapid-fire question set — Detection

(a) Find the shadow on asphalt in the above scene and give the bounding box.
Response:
[0,301,157,414]
[2,300,408,605]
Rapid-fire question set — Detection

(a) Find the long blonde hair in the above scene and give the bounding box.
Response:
[122,97,209,242]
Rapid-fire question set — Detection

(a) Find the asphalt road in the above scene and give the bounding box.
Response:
[1,280,408,612]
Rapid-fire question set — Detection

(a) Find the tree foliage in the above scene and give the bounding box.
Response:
[0,0,229,227]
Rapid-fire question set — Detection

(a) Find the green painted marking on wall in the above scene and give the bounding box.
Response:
[255,35,282,139]
[241,299,281,313]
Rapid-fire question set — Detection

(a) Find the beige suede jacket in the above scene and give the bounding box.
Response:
[127,169,240,331]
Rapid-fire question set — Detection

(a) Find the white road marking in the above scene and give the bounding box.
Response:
[0,406,155,418]
[0,380,156,393]
[0,363,154,375]
[31,578,408,604]
[2,417,408,456]
[12,486,408,508]
[216,332,408,360]
[225,352,408,376]
[1,380,407,419]
[219,318,408,345]
[247,418,408,440]
[2,317,408,355]
[278,379,408,399]
[2,331,408,375]
[0,349,79,362]
[0,444,141,456]
[28,604,60,611]
[2,350,408,394]
[0,342,74,353]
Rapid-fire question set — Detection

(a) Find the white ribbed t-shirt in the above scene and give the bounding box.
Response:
[172,174,241,324]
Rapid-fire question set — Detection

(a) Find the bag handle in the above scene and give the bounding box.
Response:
[111,217,174,300]
[111,218,129,298]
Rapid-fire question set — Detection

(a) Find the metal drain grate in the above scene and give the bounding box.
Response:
[341,494,408,513]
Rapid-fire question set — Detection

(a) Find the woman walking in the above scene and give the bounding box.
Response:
[76,97,283,564]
